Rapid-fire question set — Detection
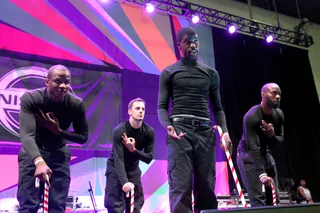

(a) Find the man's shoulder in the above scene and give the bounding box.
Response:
[196,62,218,77]
[143,122,155,134]
[21,88,45,103]
[244,105,260,120]
[162,61,181,73]
[66,92,83,106]
[113,121,127,135]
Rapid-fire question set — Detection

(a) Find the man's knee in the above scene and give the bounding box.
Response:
[104,195,125,213]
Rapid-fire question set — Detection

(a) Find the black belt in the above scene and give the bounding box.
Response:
[171,117,211,127]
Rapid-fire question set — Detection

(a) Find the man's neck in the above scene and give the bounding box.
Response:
[181,57,197,65]
[260,102,272,115]
[129,117,143,129]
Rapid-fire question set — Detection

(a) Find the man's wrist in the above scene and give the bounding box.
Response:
[259,173,268,181]
[54,128,62,135]
[34,157,44,166]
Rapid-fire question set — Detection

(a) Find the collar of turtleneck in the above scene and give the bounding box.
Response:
[181,57,198,66]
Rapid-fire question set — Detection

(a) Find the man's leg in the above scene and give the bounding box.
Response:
[167,122,193,213]
[46,146,71,213]
[236,152,266,207]
[193,126,217,213]
[17,148,42,213]
[104,163,126,213]
[128,167,144,213]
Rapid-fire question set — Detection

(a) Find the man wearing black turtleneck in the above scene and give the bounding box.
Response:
[104,98,155,213]
[157,26,232,213]
[18,65,89,213]
[237,83,284,206]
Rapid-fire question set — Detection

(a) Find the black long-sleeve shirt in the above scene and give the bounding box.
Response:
[157,58,228,132]
[237,104,284,176]
[107,121,155,186]
[19,88,89,161]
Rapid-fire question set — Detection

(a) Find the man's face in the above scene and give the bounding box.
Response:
[45,69,71,102]
[178,33,199,60]
[128,101,145,121]
[263,85,281,109]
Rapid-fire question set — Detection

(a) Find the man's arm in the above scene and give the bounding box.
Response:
[135,129,154,164]
[113,129,129,186]
[19,92,41,161]
[269,110,284,144]
[209,71,228,132]
[157,70,172,128]
[60,101,88,144]
[245,117,267,179]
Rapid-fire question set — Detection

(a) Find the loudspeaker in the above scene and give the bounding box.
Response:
[201,204,320,213]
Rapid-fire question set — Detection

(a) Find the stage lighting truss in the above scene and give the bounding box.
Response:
[121,0,313,48]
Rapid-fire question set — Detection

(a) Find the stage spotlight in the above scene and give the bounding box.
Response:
[266,35,273,43]
[146,3,155,13]
[191,15,200,24]
[228,25,236,34]
[100,0,109,2]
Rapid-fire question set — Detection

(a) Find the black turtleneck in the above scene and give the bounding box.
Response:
[237,104,284,176]
[157,58,228,132]
[107,121,155,186]
[19,87,88,161]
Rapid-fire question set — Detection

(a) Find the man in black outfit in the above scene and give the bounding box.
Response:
[157,26,232,213]
[104,98,155,213]
[237,83,284,206]
[18,64,89,213]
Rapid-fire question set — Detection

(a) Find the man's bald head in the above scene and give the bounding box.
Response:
[47,64,70,79]
[261,83,280,96]
[45,64,71,102]
[261,83,281,109]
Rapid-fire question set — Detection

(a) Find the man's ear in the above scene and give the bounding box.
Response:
[45,78,49,87]
[128,109,132,116]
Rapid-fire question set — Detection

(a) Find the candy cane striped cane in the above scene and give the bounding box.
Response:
[213,125,248,208]
[271,182,277,206]
[192,192,194,212]
[35,174,49,213]
[126,189,134,213]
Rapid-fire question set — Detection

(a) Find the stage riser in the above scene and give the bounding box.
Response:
[201,204,320,213]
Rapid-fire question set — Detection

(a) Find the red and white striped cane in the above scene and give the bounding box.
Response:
[271,182,277,206]
[213,125,248,208]
[35,174,49,213]
[126,189,134,213]
[192,192,194,212]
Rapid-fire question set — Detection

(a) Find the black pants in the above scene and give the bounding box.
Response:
[104,163,144,213]
[167,121,217,213]
[17,146,71,213]
[237,151,280,207]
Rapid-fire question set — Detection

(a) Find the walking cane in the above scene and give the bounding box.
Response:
[126,189,134,213]
[213,125,248,208]
[35,174,49,213]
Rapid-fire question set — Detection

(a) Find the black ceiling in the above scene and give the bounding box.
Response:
[234,0,320,25]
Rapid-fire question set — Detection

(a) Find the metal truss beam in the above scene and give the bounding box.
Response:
[121,0,314,48]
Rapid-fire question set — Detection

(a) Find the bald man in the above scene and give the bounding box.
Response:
[18,65,88,213]
[237,83,284,206]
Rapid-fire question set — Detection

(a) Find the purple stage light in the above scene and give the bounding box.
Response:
[192,15,200,24]
[228,25,236,34]
[266,35,273,43]
[146,3,155,13]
